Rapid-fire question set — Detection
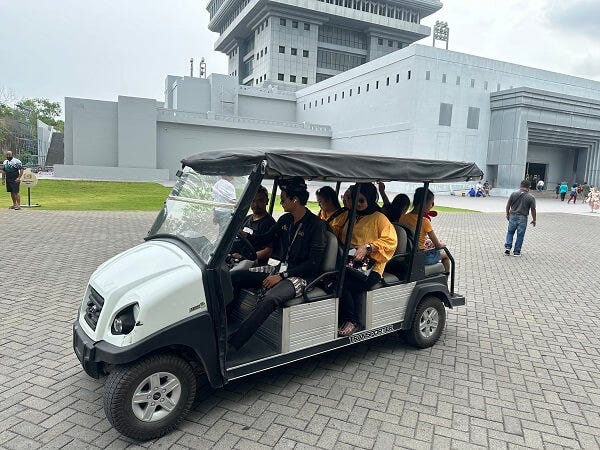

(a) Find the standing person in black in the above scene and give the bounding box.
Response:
[228,177,327,351]
[504,180,536,257]
[230,185,276,266]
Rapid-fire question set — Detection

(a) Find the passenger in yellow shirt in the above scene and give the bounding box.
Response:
[398,187,450,272]
[336,183,397,336]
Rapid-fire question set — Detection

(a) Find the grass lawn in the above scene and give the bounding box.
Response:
[12,179,171,211]
[10,179,477,213]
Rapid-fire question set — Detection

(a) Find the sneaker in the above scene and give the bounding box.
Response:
[513,252,521,257]
[504,249,510,255]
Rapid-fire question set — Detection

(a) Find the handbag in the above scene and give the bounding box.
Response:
[346,253,375,280]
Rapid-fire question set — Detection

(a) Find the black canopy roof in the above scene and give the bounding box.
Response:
[181,148,483,183]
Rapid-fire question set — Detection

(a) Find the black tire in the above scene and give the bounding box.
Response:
[104,353,196,441]
[189,360,213,407]
[402,295,446,348]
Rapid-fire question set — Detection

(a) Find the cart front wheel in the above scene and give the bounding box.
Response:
[104,353,196,441]
[402,295,446,348]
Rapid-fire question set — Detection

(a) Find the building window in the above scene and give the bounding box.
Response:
[260,50,263,57]
[280,18,286,26]
[316,49,365,71]
[484,81,488,91]
[317,24,367,50]
[304,23,310,30]
[386,77,389,86]
[396,74,399,83]
[378,38,383,45]
[442,74,447,83]
[439,103,453,126]
[321,98,324,104]
[397,41,402,48]
[265,47,267,54]
[303,104,306,110]
[328,96,331,103]
[314,100,317,106]
[303,50,309,57]
[426,71,430,80]
[349,88,352,96]
[467,107,480,130]
[388,40,393,47]
[342,91,345,99]
[471,79,475,88]
[357,86,361,94]
[291,47,297,55]
[366,83,369,92]
[335,93,337,101]
[279,46,285,53]
[265,19,268,26]
[290,75,296,82]
[407,70,411,80]
[302,77,308,84]
[376,81,379,89]
[292,20,298,28]
[456,76,461,85]
[278,73,284,81]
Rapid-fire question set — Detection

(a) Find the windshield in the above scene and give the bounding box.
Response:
[148,167,250,262]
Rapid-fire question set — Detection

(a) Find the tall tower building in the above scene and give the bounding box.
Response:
[207,0,442,88]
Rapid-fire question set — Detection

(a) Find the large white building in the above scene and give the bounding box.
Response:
[210,0,441,87]
[56,5,600,192]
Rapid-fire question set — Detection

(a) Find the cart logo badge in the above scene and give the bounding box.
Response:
[348,324,395,344]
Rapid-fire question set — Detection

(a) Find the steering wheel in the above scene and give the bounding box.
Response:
[234,230,257,261]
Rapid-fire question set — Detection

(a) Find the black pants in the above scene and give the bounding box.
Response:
[228,271,296,350]
[338,271,381,326]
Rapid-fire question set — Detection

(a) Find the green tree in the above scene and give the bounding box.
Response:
[16,98,64,132]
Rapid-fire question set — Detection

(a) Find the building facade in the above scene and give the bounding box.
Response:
[56,2,600,192]
[209,0,441,87]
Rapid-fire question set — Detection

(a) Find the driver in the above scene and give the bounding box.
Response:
[230,186,276,266]
[228,177,327,352]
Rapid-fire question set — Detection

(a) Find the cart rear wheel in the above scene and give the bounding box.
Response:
[402,296,446,348]
[104,353,196,441]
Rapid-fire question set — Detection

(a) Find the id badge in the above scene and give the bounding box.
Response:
[268,258,280,266]
[242,227,254,235]
[279,263,288,272]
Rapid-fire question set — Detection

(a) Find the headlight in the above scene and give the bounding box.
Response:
[111,305,137,335]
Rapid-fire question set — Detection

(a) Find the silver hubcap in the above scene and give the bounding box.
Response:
[419,307,439,339]
[131,372,182,422]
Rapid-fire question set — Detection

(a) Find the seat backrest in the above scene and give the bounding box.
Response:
[321,231,339,272]
[392,224,407,258]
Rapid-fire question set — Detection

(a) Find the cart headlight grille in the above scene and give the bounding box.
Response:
[84,286,104,331]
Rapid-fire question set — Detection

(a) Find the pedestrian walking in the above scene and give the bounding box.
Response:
[580,182,590,204]
[504,180,536,257]
[559,182,568,201]
[1,151,24,210]
[567,184,578,204]
[588,187,600,213]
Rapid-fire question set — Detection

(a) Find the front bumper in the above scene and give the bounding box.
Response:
[73,320,104,378]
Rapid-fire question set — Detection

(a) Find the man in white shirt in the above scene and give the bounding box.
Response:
[212,176,237,232]
[1,151,24,210]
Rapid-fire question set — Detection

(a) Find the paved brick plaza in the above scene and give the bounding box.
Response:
[1,210,599,449]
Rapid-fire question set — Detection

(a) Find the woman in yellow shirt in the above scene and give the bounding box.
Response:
[398,187,450,272]
[316,186,347,223]
[335,183,397,336]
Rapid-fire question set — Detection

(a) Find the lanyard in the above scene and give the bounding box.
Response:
[284,222,303,263]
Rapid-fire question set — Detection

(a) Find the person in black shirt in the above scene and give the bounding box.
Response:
[228,177,327,351]
[230,186,276,266]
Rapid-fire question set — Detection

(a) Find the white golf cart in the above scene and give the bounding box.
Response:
[73,148,482,440]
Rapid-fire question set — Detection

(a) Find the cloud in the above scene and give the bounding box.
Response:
[572,52,600,79]
[545,0,600,37]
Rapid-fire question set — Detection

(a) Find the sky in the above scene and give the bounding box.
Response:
[1,0,600,115]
